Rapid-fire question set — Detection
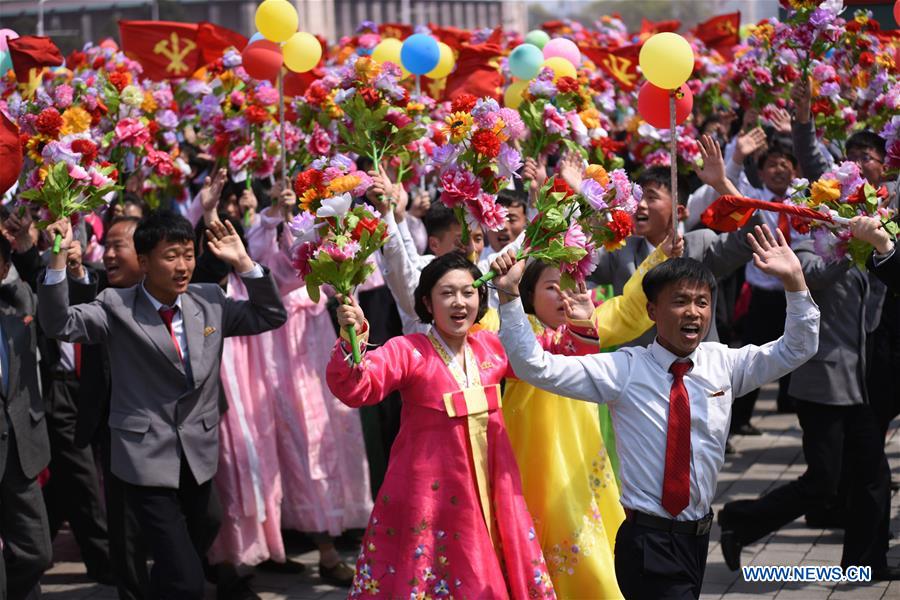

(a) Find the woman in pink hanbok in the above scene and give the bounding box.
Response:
[211,188,372,584]
[327,253,557,599]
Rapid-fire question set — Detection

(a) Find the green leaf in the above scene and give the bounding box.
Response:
[306,279,321,303]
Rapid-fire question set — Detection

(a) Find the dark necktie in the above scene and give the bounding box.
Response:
[663,360,693,517]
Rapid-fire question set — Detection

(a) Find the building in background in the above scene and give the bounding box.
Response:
[0,0,527,53]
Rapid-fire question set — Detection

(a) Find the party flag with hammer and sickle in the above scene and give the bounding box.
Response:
[692,12,741,60]
[580,44,641,91]
[119,20,202,80]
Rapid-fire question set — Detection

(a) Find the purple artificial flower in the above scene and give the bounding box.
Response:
[580,179,609,211]
[497,108,525,140]
[157,109,178,130]
[42,140,82,166]
[431,144,461,171]
[497,145,523,180]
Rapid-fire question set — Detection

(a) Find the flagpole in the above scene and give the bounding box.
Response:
[669,91,678,242]
[278,69,287,193]
[416,75,425,190]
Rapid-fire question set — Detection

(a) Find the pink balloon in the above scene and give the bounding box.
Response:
[0,29,19,54]
[542,38,581,68]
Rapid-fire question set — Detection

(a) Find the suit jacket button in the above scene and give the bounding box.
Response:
[0,432,7,440]
[177,425,183,431]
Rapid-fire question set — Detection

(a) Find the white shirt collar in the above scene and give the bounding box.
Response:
[649,337,700,373]
[140,282,183,312]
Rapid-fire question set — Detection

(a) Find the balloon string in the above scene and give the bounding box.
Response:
[669,91,678,242]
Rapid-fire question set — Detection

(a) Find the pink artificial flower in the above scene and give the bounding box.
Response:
[543,105,568,135]
[560,221,597,282]
[114,118,151,148]
[146,148,175,177]
[439,168,481,208]
[255,86,279,107]
[309,125,332,156]
[68,163,90,181]
[291,241,317,277]
[385,111,412,129]
[89,168,113,188]
[229,90,245,107]
[229,144,257,173]
[465,193,508,232]
[318,239,361,262]
[54,85,74,109]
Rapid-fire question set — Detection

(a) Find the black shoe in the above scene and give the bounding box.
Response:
[872,566,900,581]
[257,559,307,574]
[217,575,261,600]
[725,440,737,455]
[732,423,762,436]
[720,529,743,571]
[776,398,796,413]
[85,567,115,586]
[319,560,355,587]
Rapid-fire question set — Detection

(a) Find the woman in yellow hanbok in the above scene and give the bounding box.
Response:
[502,244,670,599]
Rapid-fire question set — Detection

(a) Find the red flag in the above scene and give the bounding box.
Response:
[0,111,21,196]
[701,196,836,232]
[119,20,201,80]
[379,23,413,40]
[541,20,572,36]
[443,41,503,102]
[6,36,63,82]
[640,18,682,36]
[196,22,248,65]
[693,13,741,60]
[581,44,641,90]
[428,24,471,51]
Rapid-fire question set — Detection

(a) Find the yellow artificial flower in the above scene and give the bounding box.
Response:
[579,107,601,130]
[324,90,344,119]
[355,57,381,83]
[327,174,362,195]
[852,70,870,90]
[492,118,509,143]
[299,189,319,212]
[585,164,610,187]
[877,52,895,71]
[406,101,426,113]
[60,107,91,136]
[809,179,841,206]
[25,135,48,162]
[141,91,158,113]
[443,112,474,143]
[218,70,235,88]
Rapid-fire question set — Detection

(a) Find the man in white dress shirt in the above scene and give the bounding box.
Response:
[491,225,819,599]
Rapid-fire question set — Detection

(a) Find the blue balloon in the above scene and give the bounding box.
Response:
[400,33,439,75]
[509,44,544,80]
[247,32,266,47]
[0,51,11,78]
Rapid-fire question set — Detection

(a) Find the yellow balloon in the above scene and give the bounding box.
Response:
[541,56,577,81]
[504,79,529,109]
[426,42,455,79]
[639,32,694,90]
[372,38,403,67]
[255,0,299,43]
[283,31,321,73]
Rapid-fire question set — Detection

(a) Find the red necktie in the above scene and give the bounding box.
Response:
[74,343,82,379]
[158,307,183,363]
[663,360,693,517]
[774,196,792,245]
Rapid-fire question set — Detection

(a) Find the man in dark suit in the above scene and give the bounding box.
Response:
[0,235,52,600]
[38,211,287,599]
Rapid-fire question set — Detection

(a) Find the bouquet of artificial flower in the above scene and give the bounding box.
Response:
[289,196,387,364]
[518,69,593,159]
[292,154,372,214]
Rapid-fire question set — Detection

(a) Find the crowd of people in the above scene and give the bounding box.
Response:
[0,4,900,600]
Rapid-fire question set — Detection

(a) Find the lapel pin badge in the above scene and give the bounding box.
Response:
[203,326,217,337]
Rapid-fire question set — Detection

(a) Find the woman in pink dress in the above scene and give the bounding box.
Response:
[327,252,556,599]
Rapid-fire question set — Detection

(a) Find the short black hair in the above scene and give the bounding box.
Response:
[756,140,797,171]
[423,202,459,239]
[637,166,689,207]
[414,252,487,324]
[520,259,550,315]
[109,215,142,229]
[846,130,886,158]
[133,210,196,255]
[497,188,527,211]
[0,235,10,265]
[642,258,717,303]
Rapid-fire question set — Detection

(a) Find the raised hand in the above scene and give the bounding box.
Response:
[850,215,894,254]
[490,249,527,302]
[694,135,727,189]
[524,156,548,195]
[205,219,254,273]
[733,127,767,164]
[239,188,257,216]
[66,239,86,279]
[770,107,792,134]
[200,168,228,215]
[561,281,594,322]
[366,166,394,216]
[791,79,812,124]
[335,293,365,334]
[5,209,35,252]
[660,231,685,258]
[747,225,806,292]
[558,151,585,193]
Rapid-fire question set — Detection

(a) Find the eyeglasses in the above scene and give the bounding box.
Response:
[848,153,884,166]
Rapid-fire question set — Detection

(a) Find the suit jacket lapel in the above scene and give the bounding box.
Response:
[133,290,186,376]
[181,293,205,389]
[0,314,19,398]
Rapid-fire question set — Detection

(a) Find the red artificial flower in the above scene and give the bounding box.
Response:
[359,86,381,107]
[556,76,579,94]
[859,52,875,68]
[846,183,888,205]
[396,88,411,108]
[108,72,129,92]
[245,104,270,125]
[385,111,412,130]
[608,210,633,242]
[305,82,328,106]
[780,64,800,82]
[147,120,160,138]
[550,176,575,198]
[293,168,324,196]
[471,129,501,158]
[67,51,87,71]
[99,161,118,182]
[595,137,625,158]
[790,216,811,234]
[811,99,834,116]
[846,20,862,33]
[352,217,380,240]
[92,56,105,70]
[212,133,231,158]
[432,129,447,146]
[451,93,477,114]
[35,108,63,138]
[71,139,98,166]
[589,77,610,93]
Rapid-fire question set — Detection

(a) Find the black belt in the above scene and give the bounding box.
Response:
[624,508,713,536]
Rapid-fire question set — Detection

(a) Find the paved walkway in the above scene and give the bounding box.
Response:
[40,386,900,599]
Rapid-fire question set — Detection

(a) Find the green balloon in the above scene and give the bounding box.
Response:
[0,51,11,77]
[524,30,550,50]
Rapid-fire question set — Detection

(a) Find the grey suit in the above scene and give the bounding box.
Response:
[590,225,758,347]
[0,281,52,600]
[37,273,287,489]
